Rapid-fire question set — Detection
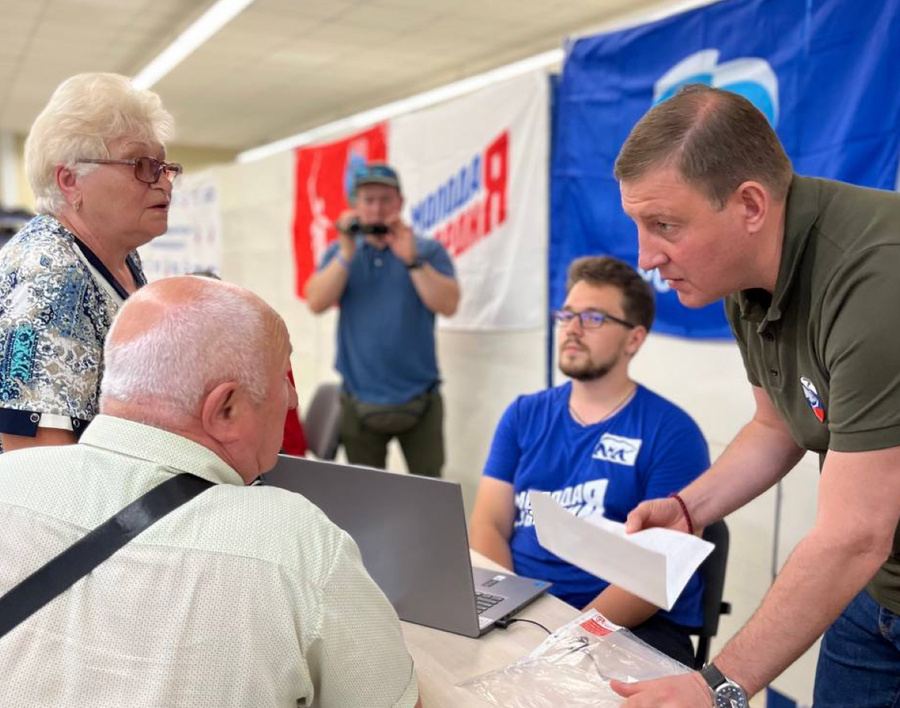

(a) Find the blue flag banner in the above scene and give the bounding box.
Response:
[550,0,900,339]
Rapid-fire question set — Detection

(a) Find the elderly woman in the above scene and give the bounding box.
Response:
[0,73,180,451]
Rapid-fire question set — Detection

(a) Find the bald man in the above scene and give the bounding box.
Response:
[0,277,421,708]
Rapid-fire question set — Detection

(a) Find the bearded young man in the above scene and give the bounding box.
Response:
[469,256,709,666]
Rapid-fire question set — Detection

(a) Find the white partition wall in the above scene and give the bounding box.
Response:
[217,151,343,409]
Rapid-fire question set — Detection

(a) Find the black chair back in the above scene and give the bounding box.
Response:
[692,519,731,669]
[303,384,342,460]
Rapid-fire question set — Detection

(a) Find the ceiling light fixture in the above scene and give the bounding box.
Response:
[235,0,718,163]
[236,47,564,163]
[133,0,258,90]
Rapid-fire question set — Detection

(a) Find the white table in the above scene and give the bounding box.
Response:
[401,550,580,707]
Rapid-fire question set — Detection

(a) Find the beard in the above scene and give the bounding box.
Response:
[560,359,615,382]
[558,340,619,382]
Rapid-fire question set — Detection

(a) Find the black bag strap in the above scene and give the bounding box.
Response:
[0,473,214,640]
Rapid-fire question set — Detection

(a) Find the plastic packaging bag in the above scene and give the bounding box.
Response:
[458,609,691,707]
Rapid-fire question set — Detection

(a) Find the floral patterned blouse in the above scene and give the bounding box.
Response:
[0,215,145,438]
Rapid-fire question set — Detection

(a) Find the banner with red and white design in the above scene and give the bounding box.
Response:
[390,71,549,330]
[291,73,548,330]
[292,123,387,297]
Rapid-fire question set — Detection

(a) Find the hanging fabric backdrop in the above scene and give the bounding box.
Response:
[390,71,549,330]
[551,0,900,339]
[292,123,387,298]
[292,72,549,331]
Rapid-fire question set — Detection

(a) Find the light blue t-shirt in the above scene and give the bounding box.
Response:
[483,382,710,627]
[320,236,455,405]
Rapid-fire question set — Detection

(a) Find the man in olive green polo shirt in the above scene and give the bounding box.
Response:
[607,84,900,708]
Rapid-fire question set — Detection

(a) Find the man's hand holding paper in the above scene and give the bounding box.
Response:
[530,492,713,610]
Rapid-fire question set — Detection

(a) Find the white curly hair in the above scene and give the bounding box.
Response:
[25,72,175,215]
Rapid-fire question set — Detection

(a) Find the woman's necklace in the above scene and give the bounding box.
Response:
[569,385,636,427]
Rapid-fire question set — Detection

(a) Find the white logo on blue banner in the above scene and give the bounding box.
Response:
[551,0,900,341]
[653,49,779,125]
[638,50,781,296]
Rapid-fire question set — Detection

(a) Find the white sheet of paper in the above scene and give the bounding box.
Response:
[531,491,714,610]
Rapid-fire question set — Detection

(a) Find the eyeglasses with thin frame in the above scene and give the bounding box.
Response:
[77,157,183,184]
[553,309,636,330]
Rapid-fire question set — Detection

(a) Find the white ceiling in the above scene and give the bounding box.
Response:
[0,0,685,151]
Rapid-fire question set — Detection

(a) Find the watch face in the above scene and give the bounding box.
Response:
[715,685,747,708]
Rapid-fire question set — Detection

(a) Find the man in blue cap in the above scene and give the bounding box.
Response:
[305,162,460,477]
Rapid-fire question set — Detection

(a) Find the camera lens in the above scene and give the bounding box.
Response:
[366,224,389,236]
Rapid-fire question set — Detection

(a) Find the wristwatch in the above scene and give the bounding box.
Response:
[405,256,424,270]
[700,664,748,708]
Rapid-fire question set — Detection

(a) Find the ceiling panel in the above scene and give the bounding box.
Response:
[0,0,688,151]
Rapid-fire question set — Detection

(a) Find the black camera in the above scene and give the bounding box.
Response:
[344,218,389,237]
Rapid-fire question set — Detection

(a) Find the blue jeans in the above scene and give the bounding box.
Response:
[813,589,900,707]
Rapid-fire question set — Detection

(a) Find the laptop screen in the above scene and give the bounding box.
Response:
[264,455,483,636]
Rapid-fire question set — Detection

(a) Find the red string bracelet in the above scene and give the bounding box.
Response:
[669,493,695,535]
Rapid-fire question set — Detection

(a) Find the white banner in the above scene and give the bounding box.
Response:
[389,71,549,330]
[139,170,223,281]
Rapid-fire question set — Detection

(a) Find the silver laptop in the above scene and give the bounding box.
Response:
[264,455,551,638]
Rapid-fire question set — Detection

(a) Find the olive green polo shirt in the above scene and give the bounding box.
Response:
[726,174,900,614]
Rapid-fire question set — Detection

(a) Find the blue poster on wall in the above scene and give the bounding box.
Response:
[550,0,900,339]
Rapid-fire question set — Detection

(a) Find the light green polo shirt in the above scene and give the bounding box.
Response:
[0,415,418,708]
[726,175,900,614]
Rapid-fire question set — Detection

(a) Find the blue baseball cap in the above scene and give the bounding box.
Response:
[351,162,402,194]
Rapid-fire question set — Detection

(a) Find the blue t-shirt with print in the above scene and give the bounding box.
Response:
[320,235,455,405]
[483,382,710,627]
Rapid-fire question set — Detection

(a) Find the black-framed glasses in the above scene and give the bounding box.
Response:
[77,157,183,184]
[553,309,635,330]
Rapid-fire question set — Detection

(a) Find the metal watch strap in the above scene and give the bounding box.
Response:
[0,473,214,641]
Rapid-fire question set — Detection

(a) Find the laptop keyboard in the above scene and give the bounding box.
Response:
[475,591,504,615]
